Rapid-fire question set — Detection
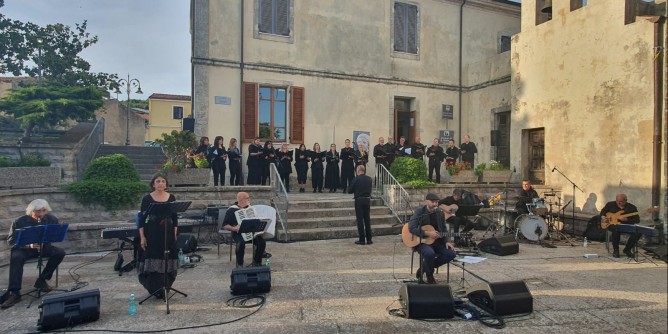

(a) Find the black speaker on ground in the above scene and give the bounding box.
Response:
[38,289,100,331]
[176,233,198,253]
[399,283,454,319]
[477,235,519,256]
[466,281,533,316]
[647,245,668,263]
[182,118,195,132]
[230,266,271,295]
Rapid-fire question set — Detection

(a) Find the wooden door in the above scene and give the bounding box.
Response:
[495,112,511,167]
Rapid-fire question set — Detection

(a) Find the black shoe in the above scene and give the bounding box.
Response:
[426,275,437,284]
[355,240,365,245]
[1,292,21,309]
[318,189,323,193]
[366,240,373,245]
[415,268,422,280]
[332,189,337,193]
[313,189,317,193]
[34,279,52,293]
[612,251,620,258]
[249,262,261,267]
[624,249,635,258]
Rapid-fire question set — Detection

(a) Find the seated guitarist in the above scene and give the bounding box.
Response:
[222,192,267,268]
[601,193,639,258]
[408,193,456,284]
[438,189,475,235]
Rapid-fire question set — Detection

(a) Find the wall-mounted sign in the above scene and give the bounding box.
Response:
[442,104,454,119]
[215,96,231,105]
[439,130,454,144]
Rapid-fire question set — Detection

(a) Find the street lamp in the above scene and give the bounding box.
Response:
[115,74,143,146]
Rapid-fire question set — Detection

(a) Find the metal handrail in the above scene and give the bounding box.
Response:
[75,118,105,181]
[270,163,290,242]
[374,164,413,224]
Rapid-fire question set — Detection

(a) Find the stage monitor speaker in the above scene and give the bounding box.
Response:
[466,281,533,316]
[182,118,195,132]
[477,235,519,256]
[230,266,271,295]
[38,289,100,331]
[648,245,667,263]
[176,233,198,253]
[399,283,454,319]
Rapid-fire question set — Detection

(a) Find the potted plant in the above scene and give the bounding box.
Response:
[154,130,210,186]
[445,161,478,183]
[478,160,512,183]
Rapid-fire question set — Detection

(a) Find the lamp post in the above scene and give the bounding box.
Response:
[115,74,143,146]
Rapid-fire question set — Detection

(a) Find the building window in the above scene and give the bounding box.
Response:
[499,35,511,53]
[258,0,290,36]
[172,106,184,120]
[258,87,287,141]
[393,2,419,54]
[571,0,587,11]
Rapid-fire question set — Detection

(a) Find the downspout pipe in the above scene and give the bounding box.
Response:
[239,0,246,184]
[190,1,195,132]
[458,0,467,144]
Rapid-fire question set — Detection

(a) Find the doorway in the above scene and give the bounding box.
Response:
[494,111,511,167]
[527,128,545,184]
[394,98,415,144]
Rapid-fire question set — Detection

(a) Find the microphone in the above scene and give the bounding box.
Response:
[551,167,557,172]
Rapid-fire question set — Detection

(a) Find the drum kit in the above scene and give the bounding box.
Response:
[483,190,572,245]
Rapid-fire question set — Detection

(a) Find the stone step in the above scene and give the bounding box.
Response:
[289,199,384,210]
[287,207,392,220]
[287,214,398,230]
[275,224,402,242]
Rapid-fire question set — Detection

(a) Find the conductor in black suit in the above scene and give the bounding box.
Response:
[348,165,373,245]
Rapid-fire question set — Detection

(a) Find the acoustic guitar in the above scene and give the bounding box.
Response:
[439,204,458,221]
[401,224,472,248]
[600,207,658,229]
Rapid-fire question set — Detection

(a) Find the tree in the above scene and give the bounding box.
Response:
[0,81,104,139]
[0,5,117,88]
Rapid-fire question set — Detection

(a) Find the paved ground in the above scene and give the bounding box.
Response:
[1,234,666,334]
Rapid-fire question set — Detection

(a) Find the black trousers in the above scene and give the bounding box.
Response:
[447,216,474,233]
[354,197,372,242]
[233,234,266,267]
[609,224,641,252]
[212,161,226,186]
[311,168,323,191]
[280,172,290,191]
[229,161,242,185]
[8,245,65,292]
[428,161,441,183]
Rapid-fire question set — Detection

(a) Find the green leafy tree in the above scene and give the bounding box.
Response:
[0,81,104,139]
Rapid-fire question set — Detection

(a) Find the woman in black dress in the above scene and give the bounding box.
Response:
[261,141,276,185]
[228,138,243,185]
[138,174,178,299]
[276,143,293,191]
[246,138,263,185]
[194,136,211,165]
[209,136,227,186]
[310,143,324,193]
[340,139,355,191]
[294,144,310,193]
[325,144,341,193]
[354,142,369,168]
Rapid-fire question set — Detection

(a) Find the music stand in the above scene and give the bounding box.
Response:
[139,201,191,315]
[16,224,69,298]
[239,219,268,262]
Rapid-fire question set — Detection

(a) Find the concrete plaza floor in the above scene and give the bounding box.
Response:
[1,234,666,334]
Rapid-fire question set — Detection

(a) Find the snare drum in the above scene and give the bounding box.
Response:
[515,214,548,241]
[531,198,548,216]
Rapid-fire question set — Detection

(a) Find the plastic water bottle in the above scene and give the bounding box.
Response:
[178,248,184,266]
[128,293,136,316]
[583,237,588,254]
[265,257,271,268]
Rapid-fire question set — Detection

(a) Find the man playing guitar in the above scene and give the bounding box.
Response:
[408,193,456,284]
[600,193,640,258]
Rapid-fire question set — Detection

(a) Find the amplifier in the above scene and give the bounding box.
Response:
[399,283,454,319]
[38,289,100,331]
[466,281,533,316]
[230,266,271,295]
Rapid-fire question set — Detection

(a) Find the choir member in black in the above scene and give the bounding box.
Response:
[600,193,640,258]
[340,139,356,191]
[354,142,369,168]
[2,199,66,309]
[426,138,445,183]
[384,136,397,167]
[137,174,179,299]
[261,141,276,185]
[310,143,325,193]
[460,135,478,166]
[294,144,310,193]
[396,136,409,157]
[373,137,388,170]
[515,180,539,215]
[444,139,459,166]
[438,189,475,238]
[276,144,293,192]
[348,165,373,245]
[194,136,212,165]
[325,144,341,193]
[246,138,263,185]
[411,136,426,161]
[222,192,267,267]
[228,138,243,185]
[209,136,228,186]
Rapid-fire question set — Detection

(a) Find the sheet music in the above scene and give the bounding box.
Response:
[457,256,487,264]
[234,205,276,241]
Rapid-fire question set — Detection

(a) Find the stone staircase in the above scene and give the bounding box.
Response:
[275,194,402,242]
[94,145,166,182]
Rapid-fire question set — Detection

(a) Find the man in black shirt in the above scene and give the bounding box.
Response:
[600,193,640,258]
[408,193,456,284]
[384,136,396,167]
[2,199,65,309]
[460,134,478,166]
[411,136,426,161]
[348,165,373,245]
[444,139,459,165]
[373,137,388,170]
[222,192,267,267]
[426,138,445,183]
[438,189,475,235]
[515,180,539,215]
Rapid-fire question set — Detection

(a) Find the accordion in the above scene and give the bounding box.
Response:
[234,205,277,242]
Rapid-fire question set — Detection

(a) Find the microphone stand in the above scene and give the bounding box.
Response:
[553,167,584,237]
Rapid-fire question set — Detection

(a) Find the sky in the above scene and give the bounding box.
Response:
[1,0,192,98]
